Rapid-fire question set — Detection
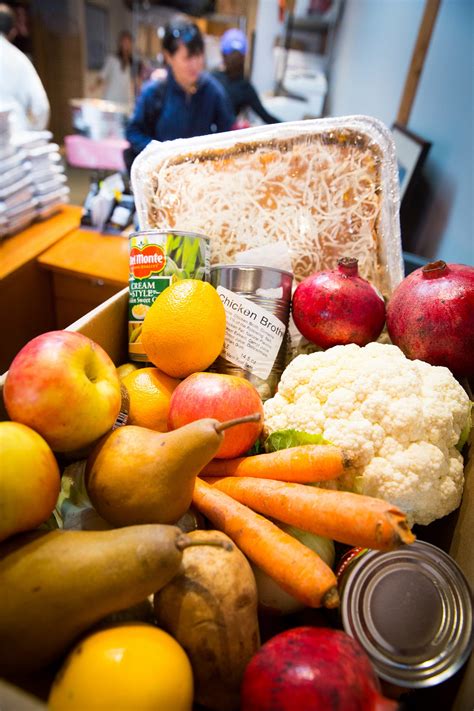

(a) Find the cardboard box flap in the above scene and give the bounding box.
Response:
[66,287,129,366]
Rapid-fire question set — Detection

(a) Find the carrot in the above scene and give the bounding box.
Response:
[203,477,415,551]
[192,478,339,609]
[201,444,347,483]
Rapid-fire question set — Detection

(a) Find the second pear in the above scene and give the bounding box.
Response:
[86,416,260,527]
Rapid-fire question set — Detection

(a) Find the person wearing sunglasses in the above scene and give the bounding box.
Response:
[125,20,235,166]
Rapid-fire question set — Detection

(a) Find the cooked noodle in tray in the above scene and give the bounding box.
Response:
[132,116,403,298]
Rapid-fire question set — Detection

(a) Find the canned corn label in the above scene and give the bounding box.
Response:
[216,286,286,380]
[128,231,210,362]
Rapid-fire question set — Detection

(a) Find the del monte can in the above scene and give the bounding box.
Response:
[128,230,210,362]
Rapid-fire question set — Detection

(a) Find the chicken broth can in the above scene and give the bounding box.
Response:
[338,541,473,690]
[128,230,210,362]
[209,265,293,401]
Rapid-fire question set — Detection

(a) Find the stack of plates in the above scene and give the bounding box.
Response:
[0,124,70,239]
[13,132,70,221]
[0,108,11,145]
[0,172,36,236]
[0,202,6,235]
[0,112,36,239]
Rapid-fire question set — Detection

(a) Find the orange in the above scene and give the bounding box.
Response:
[48,624,193,711]
[122,367,180,431]
[141,279,226,378]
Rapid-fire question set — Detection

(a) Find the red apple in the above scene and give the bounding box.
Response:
[4,331,122,453]
[241,627,397,711]
[168,372,264,459]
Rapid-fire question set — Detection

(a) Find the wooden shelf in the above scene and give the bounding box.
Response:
[38,227,129,287]
[0,205,83,281]
[0,211,130,369]
[38,227,129,328]
[0,205,83,372]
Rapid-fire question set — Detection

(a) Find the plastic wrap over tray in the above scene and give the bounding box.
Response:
[131,116,403,297]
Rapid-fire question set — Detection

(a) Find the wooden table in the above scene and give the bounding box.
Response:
[0,206,83,372]
[37,227,129,328]
[0,205,83,282]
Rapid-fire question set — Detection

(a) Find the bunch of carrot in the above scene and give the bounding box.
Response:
[192,445,415,610]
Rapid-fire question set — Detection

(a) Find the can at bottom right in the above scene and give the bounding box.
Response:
[339,540,473,690]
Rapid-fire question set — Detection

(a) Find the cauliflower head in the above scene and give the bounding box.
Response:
[264,342,470,526]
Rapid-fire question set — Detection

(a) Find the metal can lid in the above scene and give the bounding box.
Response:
[210,263,294,278]
[210,264,293,304]
[340,540,473,689]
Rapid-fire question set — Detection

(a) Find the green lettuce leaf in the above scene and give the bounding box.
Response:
[246,438,264,456]
[264,429,331,453]
[54,460,111,531]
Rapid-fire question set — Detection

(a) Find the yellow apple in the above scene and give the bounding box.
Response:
[0,421,61,542]
[4,331,122,452]
[116,362,139,380]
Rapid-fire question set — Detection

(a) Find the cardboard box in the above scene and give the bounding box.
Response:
[1,286,473,709]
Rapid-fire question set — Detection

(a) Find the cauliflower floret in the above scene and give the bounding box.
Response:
[384,396,425,443]
[263,392,326,434]
[323,416,380,468]
[419,364,471,446]
[323,387,357,418]
[264,342,471,526]
[361,441,464,526]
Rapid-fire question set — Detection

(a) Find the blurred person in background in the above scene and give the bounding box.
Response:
[212,28,280,126]
[125,19,234,167]
[0,3,50,131]
[98,30,143,106]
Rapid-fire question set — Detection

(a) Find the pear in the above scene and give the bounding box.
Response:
[0,524,191,675]
[85,415,260,528]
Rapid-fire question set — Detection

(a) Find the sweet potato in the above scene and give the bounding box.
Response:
[153,530,260,711]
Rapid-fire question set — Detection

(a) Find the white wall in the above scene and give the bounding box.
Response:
[329,0,424,126]
[409,0,473,263]
[329,0,473,265]
[251,0,283,94]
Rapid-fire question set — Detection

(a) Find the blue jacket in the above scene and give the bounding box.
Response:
[126,70,235,154]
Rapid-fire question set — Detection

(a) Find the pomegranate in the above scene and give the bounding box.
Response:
[292,258,386,348]
[386,260,474,377]
[241,627,397,711]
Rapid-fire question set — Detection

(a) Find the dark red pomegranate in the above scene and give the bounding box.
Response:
[386,260,474,377]
[241,627,397,711]
[292,258,386,348]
